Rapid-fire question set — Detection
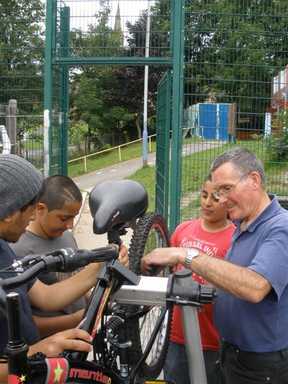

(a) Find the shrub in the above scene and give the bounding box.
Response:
[265,111,288,161]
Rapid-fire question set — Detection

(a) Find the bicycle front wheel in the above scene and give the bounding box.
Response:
[127,213,171,380]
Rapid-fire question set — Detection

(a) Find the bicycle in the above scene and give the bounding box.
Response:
[0,180,216,384]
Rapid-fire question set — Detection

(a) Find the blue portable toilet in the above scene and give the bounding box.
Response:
[187,102,235,141]
[199,103,217,139]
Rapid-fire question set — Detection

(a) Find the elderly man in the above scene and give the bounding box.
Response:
[142,147,288,384]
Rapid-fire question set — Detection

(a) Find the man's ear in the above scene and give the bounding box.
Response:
[35,202,48,215]
[249,171,262,190]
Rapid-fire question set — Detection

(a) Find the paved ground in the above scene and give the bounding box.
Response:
[73,153,156,191]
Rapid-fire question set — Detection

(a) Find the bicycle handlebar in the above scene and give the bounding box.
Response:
[0,245,119,315]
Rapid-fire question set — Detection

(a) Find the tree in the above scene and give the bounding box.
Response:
[0,0,44,146]
[68,0,174,150]
[69,120,89,153]
[69,2,131,148]
[69,0,170,149]
[183,0,288,131]
[0,0,44,113]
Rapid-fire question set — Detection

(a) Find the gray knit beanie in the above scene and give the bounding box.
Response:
[0,154,43,220]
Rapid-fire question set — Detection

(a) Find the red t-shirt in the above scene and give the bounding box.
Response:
[169,218,235,350]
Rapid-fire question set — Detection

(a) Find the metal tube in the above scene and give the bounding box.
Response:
[143,1,151,167]
[182,306,207,384]
[44,0,56,176]
[113,276,169,306]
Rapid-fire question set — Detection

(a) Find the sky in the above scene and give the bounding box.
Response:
[62,0,154,31]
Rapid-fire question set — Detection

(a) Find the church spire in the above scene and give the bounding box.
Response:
[114,2,121,32]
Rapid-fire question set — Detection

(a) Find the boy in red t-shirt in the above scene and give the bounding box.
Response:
[164,178,235,384]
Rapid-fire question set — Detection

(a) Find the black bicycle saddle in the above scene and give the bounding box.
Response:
[89,180,148,233]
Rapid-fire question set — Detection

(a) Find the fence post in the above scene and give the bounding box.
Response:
[84,156,87,173]
[6,99,17,154]
[148,135,152,152]
[118,146,122,161]
[169,0,184,231]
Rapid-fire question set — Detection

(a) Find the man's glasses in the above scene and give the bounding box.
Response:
[213,174,248,199]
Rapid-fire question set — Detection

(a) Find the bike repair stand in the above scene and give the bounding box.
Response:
[114,269,214,384]
[175,270,207,384]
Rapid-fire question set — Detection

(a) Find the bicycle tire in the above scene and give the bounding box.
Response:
[126,213,172,379]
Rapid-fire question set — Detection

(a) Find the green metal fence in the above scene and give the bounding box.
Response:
[179,0,288,224]
[3,0,287,230]
[0,1,45,169]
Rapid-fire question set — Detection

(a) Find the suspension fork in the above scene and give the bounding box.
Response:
[116,314,132,379]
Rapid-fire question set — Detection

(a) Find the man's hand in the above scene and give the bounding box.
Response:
[141,247,185,273]
[118,244,129,267]
[28,328,92,357]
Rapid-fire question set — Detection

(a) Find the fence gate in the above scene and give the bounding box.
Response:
[44,0,185,181]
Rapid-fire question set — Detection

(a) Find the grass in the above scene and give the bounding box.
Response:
[68,140,156,178]
[21,139,43,151]
[68,136,200,178]
[129,165,156,211]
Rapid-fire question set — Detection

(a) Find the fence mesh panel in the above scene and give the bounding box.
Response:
[0,1,45,169]
[181,0,288,221]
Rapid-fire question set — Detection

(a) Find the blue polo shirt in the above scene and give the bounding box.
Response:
[215,197,288,352]
[0,239,39,354]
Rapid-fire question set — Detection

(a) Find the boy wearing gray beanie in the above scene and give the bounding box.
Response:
[0,154,102,382]
[0,154,43,221]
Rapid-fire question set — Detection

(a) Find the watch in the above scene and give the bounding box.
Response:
[184,248,200,268]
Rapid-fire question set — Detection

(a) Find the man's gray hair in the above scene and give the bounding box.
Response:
[210,147,266,185]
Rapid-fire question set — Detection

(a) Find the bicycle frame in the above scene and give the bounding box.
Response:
[4,263,213,384]
[3,252,166,384]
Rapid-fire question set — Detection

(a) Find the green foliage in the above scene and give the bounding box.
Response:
[70,2,133,145]
[0,0,44,113]
[265,112,288,161]
[69,1,167,148]
[184,0,288,129]
[69,120,89,148]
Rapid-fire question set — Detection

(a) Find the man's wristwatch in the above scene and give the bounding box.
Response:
[184,248,200,268]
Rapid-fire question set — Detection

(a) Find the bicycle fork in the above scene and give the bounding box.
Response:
[105,313,132,379]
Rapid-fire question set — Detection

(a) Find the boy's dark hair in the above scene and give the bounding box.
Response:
[38,175,82,211]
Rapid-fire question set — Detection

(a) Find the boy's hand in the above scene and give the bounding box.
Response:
[118,244,129,267]
[29,328,92,357]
